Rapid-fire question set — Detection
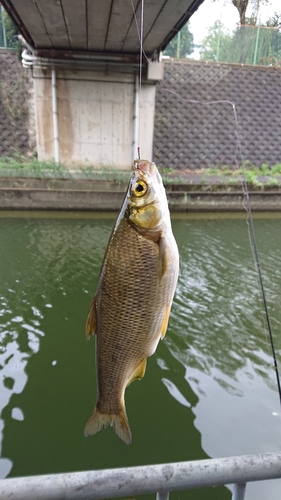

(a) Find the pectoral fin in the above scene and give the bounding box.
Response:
[126,358,147,387]
[159,234,169,279]
[85,295,97,339]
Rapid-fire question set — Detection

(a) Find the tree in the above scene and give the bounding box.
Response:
[164,23,194,58]
[232,0,249,25]
[215,0,269,26]
[199,15,281,66]
[199,20,233,61]
[261,12,281,65]
[1,6,19,49]
[227,0,270,63]
[266,12,281,28]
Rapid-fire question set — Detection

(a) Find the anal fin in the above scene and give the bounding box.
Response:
[126,358,147,387]
[160,305,171,340]
[149,306,172,357]
[85,295,97,339]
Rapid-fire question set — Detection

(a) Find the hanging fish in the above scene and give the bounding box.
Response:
[84,159,179,444]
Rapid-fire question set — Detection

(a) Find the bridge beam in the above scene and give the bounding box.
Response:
[32,63,157,169]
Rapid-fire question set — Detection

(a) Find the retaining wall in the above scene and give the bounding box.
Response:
[0,50,36,156]
[1,53,281,170]
[0,177,280,212]
[153,59,281,169]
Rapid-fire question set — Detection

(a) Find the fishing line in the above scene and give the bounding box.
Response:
[130,0,147,159]
[129,0,150,64]
[157,83,281,409]
[139,0,144,94]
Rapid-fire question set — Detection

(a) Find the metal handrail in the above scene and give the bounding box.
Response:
[0,452,280,500]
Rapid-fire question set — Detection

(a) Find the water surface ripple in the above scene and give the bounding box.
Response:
[0,214,280,500]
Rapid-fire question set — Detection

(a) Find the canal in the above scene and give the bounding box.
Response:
[0,211,280,500]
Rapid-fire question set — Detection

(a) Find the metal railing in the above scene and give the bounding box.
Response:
[210,24,281,67]
[0,5,18,49]
[165,22,281,67]
[0,5,7,49]
[0,452,280,500]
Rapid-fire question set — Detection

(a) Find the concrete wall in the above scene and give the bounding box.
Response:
[33,67,156,169]
[2,52,280,171]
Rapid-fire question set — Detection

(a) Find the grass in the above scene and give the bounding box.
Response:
[1,154,281,187]
[202,162,281,187]
[0,154,132,183]
[266,178,279,188]
[0,155,71,179]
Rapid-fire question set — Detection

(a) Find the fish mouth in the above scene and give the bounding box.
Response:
[133,159,157,176]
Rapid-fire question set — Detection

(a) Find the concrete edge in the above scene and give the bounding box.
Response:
[0,185,280,211]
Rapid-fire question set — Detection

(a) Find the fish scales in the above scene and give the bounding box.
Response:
[85,159,179,444]
[97,219,171,412]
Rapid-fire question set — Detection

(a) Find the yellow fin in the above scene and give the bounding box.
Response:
[84,406,132,445]
[126,358,147,387]
[160,306,171,339]
[148,307,172,357]
[85,295,97,339]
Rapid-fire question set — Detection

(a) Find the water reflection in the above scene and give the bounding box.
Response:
[0,280,46,476]
[0,214,280,499]
[0,218,107,478]
[170,219,280,388]
[166,218,281,499]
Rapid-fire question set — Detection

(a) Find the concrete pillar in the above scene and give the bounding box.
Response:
[33,66,156,169]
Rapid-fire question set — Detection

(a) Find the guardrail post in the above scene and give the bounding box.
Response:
[232,482,247,500]
[253,22,261,65]
[0,5,7,48]
[156,491,170,500]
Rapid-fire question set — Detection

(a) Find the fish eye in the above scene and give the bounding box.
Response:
[132,180,147,197]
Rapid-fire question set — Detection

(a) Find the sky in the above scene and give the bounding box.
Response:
[189,0,281,49]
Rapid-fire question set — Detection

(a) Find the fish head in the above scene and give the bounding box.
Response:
[126,160,168,230]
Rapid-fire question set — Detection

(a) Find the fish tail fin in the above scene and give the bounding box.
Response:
[84,406,132,445]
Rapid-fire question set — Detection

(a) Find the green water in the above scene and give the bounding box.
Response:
[0,212,281,499]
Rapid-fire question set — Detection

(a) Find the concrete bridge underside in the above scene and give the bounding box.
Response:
[2,0,205,168]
